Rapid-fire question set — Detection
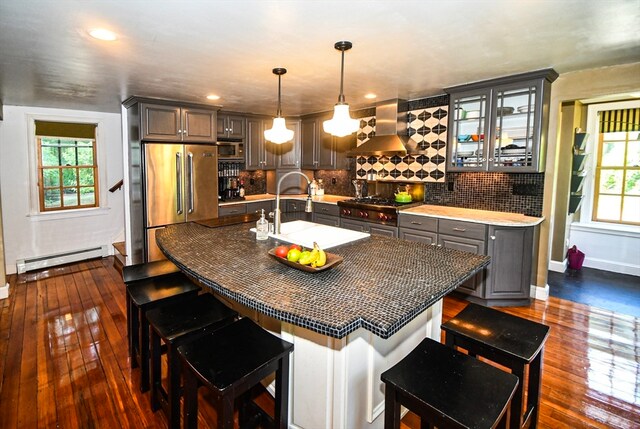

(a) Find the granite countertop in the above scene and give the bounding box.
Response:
[400,205,544,227]
[219,194,350,206]
[156,222,490,339]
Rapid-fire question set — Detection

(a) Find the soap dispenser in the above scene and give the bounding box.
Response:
[256,209,269,240]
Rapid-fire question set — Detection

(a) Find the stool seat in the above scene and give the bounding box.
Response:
[381,337,518,429]
[128,272,200,308]
[441,303,550,429]
[146,293,238,428]
[178,317,294,429]
[123,259,181,284]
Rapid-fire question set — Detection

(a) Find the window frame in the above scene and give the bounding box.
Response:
[583,100,640,228]
[27,114,109,218]
[37,135,99,212]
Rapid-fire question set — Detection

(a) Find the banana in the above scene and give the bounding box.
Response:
[297,250,314,265]
[314,242,327,268]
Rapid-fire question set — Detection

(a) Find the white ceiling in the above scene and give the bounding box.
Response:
[1,0,639,116]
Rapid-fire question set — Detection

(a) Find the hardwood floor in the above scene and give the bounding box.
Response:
[0,257,638,428]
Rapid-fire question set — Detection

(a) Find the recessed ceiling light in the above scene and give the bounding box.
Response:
[89,28,117,41]
[364,93,377,99]
[206,94,220,101]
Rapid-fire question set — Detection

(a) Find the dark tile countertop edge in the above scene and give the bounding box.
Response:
[157,222,490,340]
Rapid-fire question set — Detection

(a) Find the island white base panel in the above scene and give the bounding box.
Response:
[269,300,443,429]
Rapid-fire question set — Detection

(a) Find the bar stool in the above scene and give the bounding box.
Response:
[178,317,294,429]
[441,303,550,429]
[381,337,519,429]
[125,266,200,392]
[146,293,238,428]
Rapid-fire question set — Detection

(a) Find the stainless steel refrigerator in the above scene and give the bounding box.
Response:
[144,143,218,261]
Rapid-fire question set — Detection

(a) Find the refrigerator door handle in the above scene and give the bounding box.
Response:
[176,152,183,215]
[187,152,194,214]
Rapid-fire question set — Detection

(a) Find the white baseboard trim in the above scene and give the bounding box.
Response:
[16,245,109,274]
[0,283,9,300]
[583,257,639,276]
[531,284,549,301]
[549,259,567,273]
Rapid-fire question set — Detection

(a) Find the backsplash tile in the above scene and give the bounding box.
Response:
[355,105,448,182]
[424,172,544,217]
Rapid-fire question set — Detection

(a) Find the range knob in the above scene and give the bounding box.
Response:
[378,213,386,221]
[342,209,351,216]
[362,211,369,218]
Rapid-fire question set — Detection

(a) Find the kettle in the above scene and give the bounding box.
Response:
[394,186,412,203]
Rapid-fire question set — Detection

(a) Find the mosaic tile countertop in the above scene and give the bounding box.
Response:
[219,194,350,206]
[401,205,544,227]
[156,222,490,339]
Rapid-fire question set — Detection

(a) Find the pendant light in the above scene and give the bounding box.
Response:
[264,68,294,144]
[323,41,359,137]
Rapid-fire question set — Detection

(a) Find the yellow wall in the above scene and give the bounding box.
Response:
[537,62,640,287]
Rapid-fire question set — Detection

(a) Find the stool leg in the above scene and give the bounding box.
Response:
[183,367,199,429]
[274,354,290,429]
[384,385,401,429]
[139,309,150,392]
[167,345,181,429]
[128,294,139,368]
[509,362,526,429]
[150,329,162,411]
[528,349,544,429]
[217,394,234,429]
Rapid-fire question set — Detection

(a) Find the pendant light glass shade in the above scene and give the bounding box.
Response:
[265,68,294,144]
[323,41,359,137]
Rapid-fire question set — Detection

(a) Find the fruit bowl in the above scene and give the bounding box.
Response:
[268,248,343,273]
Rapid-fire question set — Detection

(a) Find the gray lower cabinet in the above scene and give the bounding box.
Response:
[312,203,340,226]
[246,200,273,216]
[438,233,486,298]
[218,204,247,217]
[340,218,398,238]
[398,214,438,245]
[485,225,534,301]
[284,199,310,221]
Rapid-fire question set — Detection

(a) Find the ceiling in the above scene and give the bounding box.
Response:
[1,0,639,116]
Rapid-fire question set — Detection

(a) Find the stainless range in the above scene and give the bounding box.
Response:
[337,197,422,227]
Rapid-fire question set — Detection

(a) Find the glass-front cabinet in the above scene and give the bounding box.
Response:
[446,69,558,172]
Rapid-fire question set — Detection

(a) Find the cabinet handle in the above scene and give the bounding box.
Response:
[175,152,183,215]
[431,243,436,246]
[488,158,494,161]
[437,244,442,247]
[490,235,496,240]
[452,227,467,232]
[321,208,329,211]
[410,221,422,225]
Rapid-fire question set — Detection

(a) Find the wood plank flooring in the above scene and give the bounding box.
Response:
[0,257,638,428]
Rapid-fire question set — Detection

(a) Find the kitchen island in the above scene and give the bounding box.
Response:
[156,222,489,429]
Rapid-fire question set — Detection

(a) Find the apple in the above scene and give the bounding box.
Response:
[289,244,302,251]
[274,245,289,258]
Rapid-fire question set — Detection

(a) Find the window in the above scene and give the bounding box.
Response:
[35,121,98,211]
[592,109,640,225]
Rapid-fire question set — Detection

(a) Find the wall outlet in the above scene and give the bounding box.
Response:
[447,181,455,192]
[250,178,255,185]
[331,177,337,185]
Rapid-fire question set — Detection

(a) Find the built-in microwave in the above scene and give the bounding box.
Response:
[217,141,244,159]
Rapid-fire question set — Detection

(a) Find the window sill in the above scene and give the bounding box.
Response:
[28,207,111,222]
[571,221,640,239]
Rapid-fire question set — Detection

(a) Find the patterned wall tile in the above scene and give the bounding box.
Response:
[355,106,448,182]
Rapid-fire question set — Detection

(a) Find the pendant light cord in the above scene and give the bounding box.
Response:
[338,49,345,104]
[277,73,282,117]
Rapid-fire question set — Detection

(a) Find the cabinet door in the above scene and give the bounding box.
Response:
[313,213,340,227]
[340,218,368,233]
[446,89,492,171]
[301,117,317,169]
[216,116,227,139]
[227,115,246,139]
[485,226,534,300]
[278,120,301,168]
[317,120,337,169]
[369,223,398,238]
[399,227,437,245]
[141,104,182,141]
[246,118,263,170]
[489,80,544,172]
[438,234,486,297]
[182,108,216,143]
[334,133,356,170]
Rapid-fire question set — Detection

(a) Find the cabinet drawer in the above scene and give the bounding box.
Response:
[313,203,340,217]
[398,214,438,232]
[218,204,247,217]
[399,228,438,245]
[438,219,486,240]
[246,200,273,215]
[285,199,306,213]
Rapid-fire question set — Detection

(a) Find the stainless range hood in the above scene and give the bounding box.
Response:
[347,99,421,156]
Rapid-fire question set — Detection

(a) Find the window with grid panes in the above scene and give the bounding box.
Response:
[593,109,640,225]
[35,121,98,211]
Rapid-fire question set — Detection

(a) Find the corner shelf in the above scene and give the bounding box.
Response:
[569,129,588,214]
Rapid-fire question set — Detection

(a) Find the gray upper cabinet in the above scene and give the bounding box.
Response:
[246,117,277,170]
[301,113,354,170]
[445,69,557,173]
[141,103,217,143]
[217,113,246,140]
[277,120,302,169]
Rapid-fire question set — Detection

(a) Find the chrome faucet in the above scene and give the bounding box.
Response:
[272,171,313,235]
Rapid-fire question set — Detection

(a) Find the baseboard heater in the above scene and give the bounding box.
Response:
[16,245,109,274]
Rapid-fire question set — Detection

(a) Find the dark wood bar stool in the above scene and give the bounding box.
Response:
[124,265,200,392]
[146,293,238,429]
[441,303,550,429]
[381,337,518,429]
[178,317,294,429]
